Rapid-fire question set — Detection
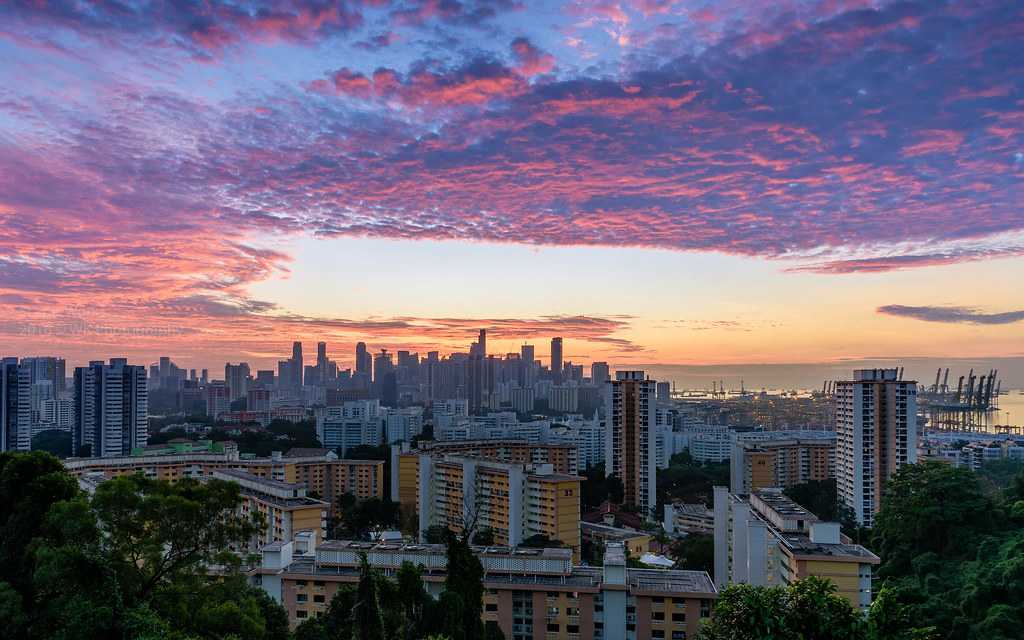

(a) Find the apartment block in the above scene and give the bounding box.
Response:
[255,540,717,639]
[605,371,658,516]
[729,431,836,494]
[415,439,579,475]
[213,469,328,549]
[63,447,383,515]
[713,486,879,611]
[834,369,917,527]
[401,452,583,560]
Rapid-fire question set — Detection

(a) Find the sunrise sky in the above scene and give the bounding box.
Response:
[1,0,1022,371]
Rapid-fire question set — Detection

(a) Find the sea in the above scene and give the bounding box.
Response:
[622,357,1024,427]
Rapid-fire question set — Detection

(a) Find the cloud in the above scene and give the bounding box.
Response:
[510,37,556,76]
[877,305,1024,325]
[2,0,1023,365]
[308,56,527,108]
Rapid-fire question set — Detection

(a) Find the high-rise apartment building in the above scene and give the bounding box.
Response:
[73,359,148,458]
[605,370,657,515]
[590,361,610,385]
[225,362,250,402]
[550,337,563,384]
[834,368,917,527]
[1,358,30,452]
[206,380,231,420]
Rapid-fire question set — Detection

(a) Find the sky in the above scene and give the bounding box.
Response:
[0,0,1022,373]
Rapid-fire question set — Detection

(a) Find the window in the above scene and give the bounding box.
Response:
[672,613,686,623]
[486,603,498,612]
[296,610,308,619]
[296,594,308,603]
[313,595,325,603]
[547,624,559,632]
[652,612,665,621]
[652,632,665,639]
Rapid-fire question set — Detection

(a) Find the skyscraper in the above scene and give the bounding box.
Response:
[468,329,488,414]
[225,362,250,402]
[834,368,918,527]
[355,342,372,378]
[550,337,563,384]
[74,359,148,458]
[591,361,610,385]
[605,370,658,515]
[0,358,30,452]
[316,341,328,385]
[291,341,304,388]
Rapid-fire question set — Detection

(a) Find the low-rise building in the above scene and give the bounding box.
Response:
[729,431,836,494]
[581,521,653,558]
[213,469,328,549]
[663,502,714,536]
[63,447,383,516]
[254,540,717,639]
[713,486,879,611]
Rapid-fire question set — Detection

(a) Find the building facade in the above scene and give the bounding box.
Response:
[73,358,148,458]
[397,451,583,560]
[254,540,717,639]
[729,431,836,494]
[834,369,917,527]
[713,487,879,611]
[213,469,328,549]
[605,371,658,516]
[64,448,383,515]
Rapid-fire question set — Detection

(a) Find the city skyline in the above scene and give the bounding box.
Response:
[2,1,1023,369]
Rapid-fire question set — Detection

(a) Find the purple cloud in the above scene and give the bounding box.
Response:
[877,305,1024,325]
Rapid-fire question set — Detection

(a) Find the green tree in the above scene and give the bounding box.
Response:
[353,554,386,640]
[872,462,997,578]
[669,533,713,573]
[423,525,449,544]
[472,528,496,545]
[0,451,80,612]
[698,577,864,640]
[29,430,73,458]
[443,531,486,640]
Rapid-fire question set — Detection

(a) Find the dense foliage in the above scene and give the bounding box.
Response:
[670,533,714,573]
[656,451,729,510]
[699,576,909,640]
[0,451,287,640]
[870,461,1024,640]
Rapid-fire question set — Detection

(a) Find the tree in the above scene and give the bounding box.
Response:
[472,528,496,546]
[698,577,864,640]
[29,430,72,458]
[669,533,713,573]
[85,475,262,599]
[423,525,449,544]
[353,554,386,640]
[0,452,286,640]
[519,534,564,548]
[443,531,486,640]
[872,462,997,578]
[0,451,80,608]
